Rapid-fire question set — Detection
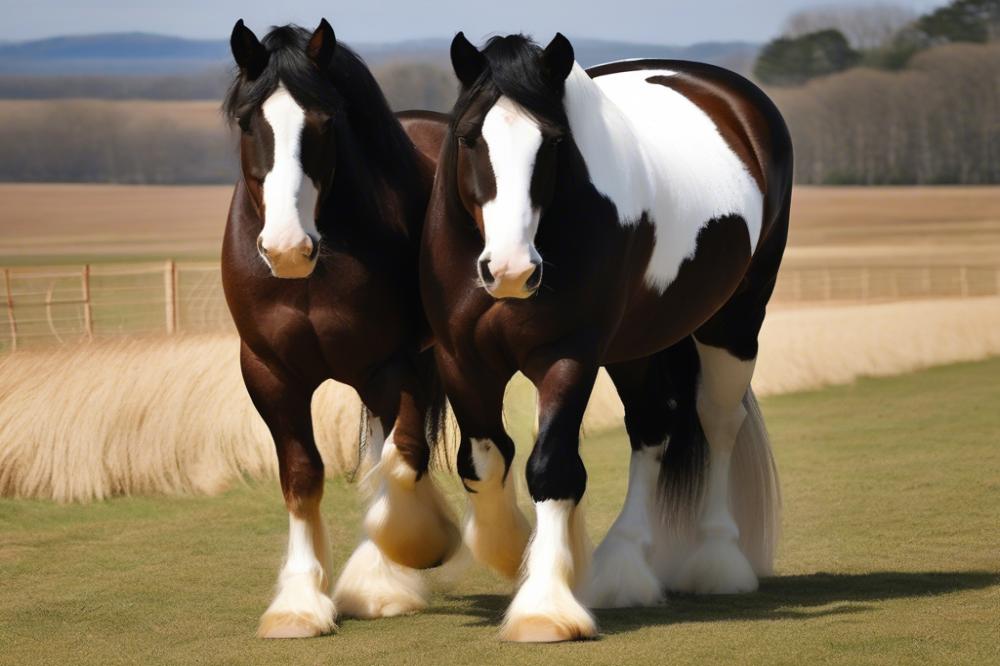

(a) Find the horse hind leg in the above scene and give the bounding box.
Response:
[241,345,337,639]
[582,358,665,609]
[675,339,759,594]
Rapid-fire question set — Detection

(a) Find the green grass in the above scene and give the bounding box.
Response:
[2,359,999,665]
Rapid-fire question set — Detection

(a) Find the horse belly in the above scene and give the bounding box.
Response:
[605,214,751,363]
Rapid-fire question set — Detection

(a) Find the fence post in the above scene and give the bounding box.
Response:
[164,260,177,334]
[3,268,16,352]
[81,264,93,340]
[958,266,969,298]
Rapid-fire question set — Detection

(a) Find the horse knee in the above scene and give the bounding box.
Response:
[281,456,325,512]
[458,436,513,489]
[525,447,587,503]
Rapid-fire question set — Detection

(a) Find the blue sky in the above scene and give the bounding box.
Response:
[0,0,949,44]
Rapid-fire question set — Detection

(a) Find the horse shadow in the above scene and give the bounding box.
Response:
[428,571,1000,633]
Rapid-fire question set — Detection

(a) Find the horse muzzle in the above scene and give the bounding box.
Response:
[257,233,320,279]
[478,251,543,299]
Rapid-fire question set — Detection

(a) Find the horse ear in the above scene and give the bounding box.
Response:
[542,32,575,84]
[230,19,268,80]
[308,18,337,71]
[450,32,486,88]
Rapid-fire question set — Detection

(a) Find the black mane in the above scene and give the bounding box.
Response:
[451,34,569,133]
[224,25,421,236]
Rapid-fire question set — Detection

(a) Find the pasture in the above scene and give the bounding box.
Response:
[4,184,1000,266]
[2,358,998,665]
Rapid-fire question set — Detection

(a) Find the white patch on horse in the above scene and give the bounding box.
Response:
[260,85,319,252]
[563,64,764,292]
[479,97,544,276]
[583,443,664,608]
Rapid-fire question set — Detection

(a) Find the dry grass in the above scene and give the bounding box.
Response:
[0,183,231,262]
[785,186,1000,269]
[3,296,998,501]
[582,296,1000,432]
[3,184,1000,266]
[0,335,363,502]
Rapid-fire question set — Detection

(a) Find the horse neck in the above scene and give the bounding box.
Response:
[326,122,424,243]
[563,63,652,223]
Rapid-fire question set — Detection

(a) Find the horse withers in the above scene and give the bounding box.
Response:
[222,20,458,638]
[421,33,791,641]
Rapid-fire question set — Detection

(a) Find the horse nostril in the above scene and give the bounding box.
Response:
[525,262,542,290]
[305,234,320,261]
[256,236,267,257]
[478,258,494,284]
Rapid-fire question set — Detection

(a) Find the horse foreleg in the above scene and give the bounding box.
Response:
[334,360,458,619]
[241,344,336,639]
[363,364,461,571]
[442,355,531,581]
[500,355,598,643]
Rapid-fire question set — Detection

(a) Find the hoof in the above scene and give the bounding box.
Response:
[500,611,597,643]
[257,609,335,639]
[582,534,662,608]
[675,538,758,594]
[333,540,428,619]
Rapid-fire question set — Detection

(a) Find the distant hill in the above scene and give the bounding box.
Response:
[0,31,759,84]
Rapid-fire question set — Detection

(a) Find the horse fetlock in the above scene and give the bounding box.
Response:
[365,474,461,570]
[258,570,337,639]
[333,540,428,619]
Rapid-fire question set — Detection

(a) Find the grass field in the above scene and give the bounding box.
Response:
[2,358,998,665]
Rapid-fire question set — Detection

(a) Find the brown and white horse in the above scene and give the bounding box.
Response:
[222,20,457,638]
[421,33,791,641]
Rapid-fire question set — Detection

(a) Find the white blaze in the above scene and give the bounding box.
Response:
[260,85,319,253]
[479,96,544,274]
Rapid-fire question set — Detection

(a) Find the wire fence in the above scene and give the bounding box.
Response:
[2,260,999,353]
[1,261,231,352]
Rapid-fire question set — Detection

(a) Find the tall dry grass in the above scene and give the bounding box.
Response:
[2,296,999,502]
[0,335,363,502]
[581,296,1000,432]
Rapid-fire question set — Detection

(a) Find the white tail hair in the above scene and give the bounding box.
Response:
[730,387,781,575]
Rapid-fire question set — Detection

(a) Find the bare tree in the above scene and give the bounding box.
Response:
[783,3,919,50]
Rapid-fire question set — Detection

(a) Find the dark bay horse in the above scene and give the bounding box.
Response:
[222,20,457,638]
[421,33,791,641]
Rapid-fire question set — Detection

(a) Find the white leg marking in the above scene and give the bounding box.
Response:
[333,539,428,619]
[258,510,337,638]
[675,341,758,594]
[583,444,664,608]
[364,430,461,570]
[463,438,531,580]
[500,499,597,642]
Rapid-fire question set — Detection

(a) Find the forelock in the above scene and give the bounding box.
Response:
[450,34,568,134]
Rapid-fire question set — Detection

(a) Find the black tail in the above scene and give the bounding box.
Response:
[656,336,708,519]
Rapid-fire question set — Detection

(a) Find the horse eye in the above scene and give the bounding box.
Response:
[457,135,476,148]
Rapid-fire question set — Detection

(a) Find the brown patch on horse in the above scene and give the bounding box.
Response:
[645,74,766,192]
